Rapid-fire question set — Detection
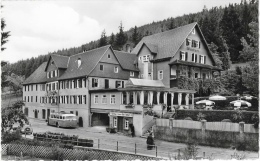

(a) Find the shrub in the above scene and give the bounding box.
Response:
[176,110,257,123]
[1,131,22,143]
[51,146,64,160]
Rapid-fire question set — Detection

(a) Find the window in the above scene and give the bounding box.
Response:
[102,95,107,104]
[53,71,55,77]
[92,78,98,87]
[31,96,33,102]
[186,39,191,46]
[47,72,49,78]
[142,55,150,62]
[100,64,103,71]
[55,70,58,77]
[51,71,53,78]
[158,70,163,80]
[139,56,141,61]
[108,54,110,58]
[28,96,29,102]
[24,96,26,102]
[83,95,86,104]
[36,96,37,102]
[114,66,118,73]
[192,40,200,48]
[94,95,98,104]
[36,84,38,91]
[192,28,195,34]
[31,85,33,91]
[130,71,134,77]
[110,95,116,104]
[125,119,129,130]
[52,83,55,90]
[79,79,82,88]
[180,51,186,61]
[191,53,195,62]
[200,55,205,64]
[116,81,124,88]
[195,73,199,78]
[76,111,78,116]
[114,118,117,128]
[41,84,45,91]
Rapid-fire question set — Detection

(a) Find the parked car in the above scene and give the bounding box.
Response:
[20,125,33,135]
[241,95,255,100]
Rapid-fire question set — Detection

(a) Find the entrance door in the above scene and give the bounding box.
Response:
[117,117,124,132]
[34,110,38,118]
[105,79,109,89]
[47,109,50,119]
[42,109,46,119]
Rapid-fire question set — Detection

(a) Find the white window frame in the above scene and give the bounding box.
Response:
[94,95,98,104]
[102,95,107,104]
[100,64,104,71]
[55,70,58,77]
[47,72,49,78]
[50,71,53,78]
[200,55,205,64]
[114,66,118,73]
[114,118,117,128]
[93,78,99,87]
[124,119,129,130]
[158,70,163,80]
[130,71,134,77]
[110,95,116,104]
[181,51,186,61]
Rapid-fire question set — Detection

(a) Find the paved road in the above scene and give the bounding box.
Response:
[25,118,259,160]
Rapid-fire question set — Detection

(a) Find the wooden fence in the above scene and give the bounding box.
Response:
[2,144,162,160]
[155,118,258,133]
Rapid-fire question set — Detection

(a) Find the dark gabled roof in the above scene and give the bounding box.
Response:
[51,54,69,68]
[132,22,197,60]
[145,43,158,54]
[23,62,47,85]
[114,50,139,72]
[59,45,110,80]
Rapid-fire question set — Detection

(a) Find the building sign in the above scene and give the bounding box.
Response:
[110,112,133,117]
[187,47,199,52]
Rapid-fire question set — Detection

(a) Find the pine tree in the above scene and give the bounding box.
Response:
[99,30,108,47]
[115,22,128,50]
[1,6,11,51]
[131,26,140,46]
[168,18,176,30]
[109,33,116,48]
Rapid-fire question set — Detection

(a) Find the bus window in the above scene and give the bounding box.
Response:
[60,116,62,119]
[63,116,65,119]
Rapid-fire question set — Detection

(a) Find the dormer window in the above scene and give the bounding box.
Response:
[51,61,54,65]
[108,54,110,58]
[142,55,150,62]
[130,71,134,77]
[77,58,81,68]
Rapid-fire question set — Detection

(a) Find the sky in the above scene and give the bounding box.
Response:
[1,0,241,63]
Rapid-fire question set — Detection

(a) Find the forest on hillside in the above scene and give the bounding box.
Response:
[2,0,258,80]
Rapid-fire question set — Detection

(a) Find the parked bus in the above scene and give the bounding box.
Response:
[47,112,77,128]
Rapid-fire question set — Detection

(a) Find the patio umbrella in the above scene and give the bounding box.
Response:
[209,95,227,101]
[230,100,252,107]
[196,100,215,105]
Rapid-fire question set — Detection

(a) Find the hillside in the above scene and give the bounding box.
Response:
[2,0,258,79]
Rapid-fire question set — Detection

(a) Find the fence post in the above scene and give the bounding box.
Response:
[201,119,206,143]
[98,139,99,149]
[117,141,118,151]
[239,122,245,143]
[153,117,157,126]
[169,118,173,129]
[135,143,136,154]
[155,146,157,157]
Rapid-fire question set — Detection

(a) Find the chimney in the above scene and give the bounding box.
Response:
[77,58,81,68]
[126,44,131,53]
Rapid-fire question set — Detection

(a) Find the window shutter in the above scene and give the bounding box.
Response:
[180,51,182,60]
[199,56,201,63]
[199,41,201,48]
[195,54,197,63]
[185,52,188,61]
[115,81,118,88]
[122,81,124,88]
[204,56,206,64]
[92,78,94,87]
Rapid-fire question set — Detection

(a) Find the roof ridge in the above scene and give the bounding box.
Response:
[114,50,136,55]
[51,54,69,58]
[143,22,197,39]
[70,45,111,57]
